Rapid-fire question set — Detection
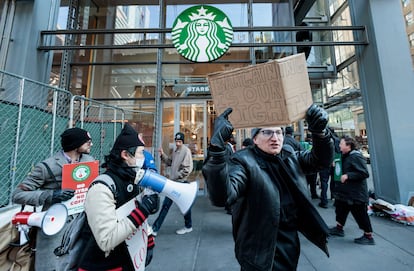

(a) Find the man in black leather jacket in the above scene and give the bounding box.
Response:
[202,104,334,271]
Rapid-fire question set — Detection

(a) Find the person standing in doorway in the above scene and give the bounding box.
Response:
[151,132,194,235]
[329,135,375,245]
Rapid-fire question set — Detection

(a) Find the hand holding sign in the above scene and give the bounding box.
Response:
[210,108,234,151]
[51,189,75,204]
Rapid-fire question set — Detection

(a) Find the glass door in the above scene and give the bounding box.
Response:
[161,100,208,190]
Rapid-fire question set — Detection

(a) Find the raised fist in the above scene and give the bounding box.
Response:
[210,108,234,151]
[306,104,329,134]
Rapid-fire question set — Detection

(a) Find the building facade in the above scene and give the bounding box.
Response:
[402,0,414,67]
[1,0,414,205]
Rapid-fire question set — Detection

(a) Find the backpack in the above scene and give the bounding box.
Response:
[54,174,117,271]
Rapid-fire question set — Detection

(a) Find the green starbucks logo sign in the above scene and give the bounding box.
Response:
[172,5,233,62]
[72,165,91,182]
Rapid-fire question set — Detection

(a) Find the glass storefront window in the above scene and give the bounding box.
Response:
[88,64,157,99]
[253,3,273,27]
[332,6,355,65]
[115,5,160,44]
[328,0,347,15]
[165,3,248,28]
[326,61,359,97]
[161,57,251,98]
[57,7,68,30]
[402,0,410,8]
[405,12,413,26]
[303,0,333,67]
[253,1,294,58]
[164,3,248,45]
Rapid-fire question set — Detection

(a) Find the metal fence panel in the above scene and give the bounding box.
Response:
[0,71,126,209]
[70,95,125,165]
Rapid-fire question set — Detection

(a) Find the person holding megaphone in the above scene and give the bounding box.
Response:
[78,124,160,271]
[12,127,95,271]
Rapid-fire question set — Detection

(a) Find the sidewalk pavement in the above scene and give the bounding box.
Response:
[146,193,414,271]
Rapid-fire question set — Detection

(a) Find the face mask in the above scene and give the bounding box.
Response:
[136,158,144,170]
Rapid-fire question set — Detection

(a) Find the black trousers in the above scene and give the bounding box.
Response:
[240,230,300,271]
[334,199,373,233]
[273,229,300,271]
[306,173,318,197]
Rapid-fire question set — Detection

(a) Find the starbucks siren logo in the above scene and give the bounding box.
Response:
[72,165,91,182]
[172,5,233,62]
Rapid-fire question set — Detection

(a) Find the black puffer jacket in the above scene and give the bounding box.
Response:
[334,150,369,204]
[202,133,333,270]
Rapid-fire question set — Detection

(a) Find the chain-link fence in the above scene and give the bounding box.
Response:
[0,70,125,209]
[69,95,125,163]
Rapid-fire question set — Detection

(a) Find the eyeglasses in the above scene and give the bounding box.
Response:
[260,129,283,138]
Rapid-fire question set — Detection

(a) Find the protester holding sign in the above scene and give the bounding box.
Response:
[12,127,94,271]
[78,124,159,270]
[202,105,334,270]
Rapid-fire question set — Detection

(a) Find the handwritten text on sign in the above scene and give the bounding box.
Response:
[208,53,312,128]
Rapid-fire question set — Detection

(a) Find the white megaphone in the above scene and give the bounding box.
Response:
[12,203,68,245]
[138,170,198,215]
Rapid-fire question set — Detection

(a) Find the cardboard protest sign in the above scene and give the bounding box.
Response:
[62,161,99,215]
[207,53,313,128]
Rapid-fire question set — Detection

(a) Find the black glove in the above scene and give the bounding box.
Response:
[306,104,329,134]
[51,189,75,203]
[138,194,160,217]
[210,108,234,151]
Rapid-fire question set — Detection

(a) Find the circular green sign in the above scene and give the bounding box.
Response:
[172,5,233,62]
[72,165,91,182]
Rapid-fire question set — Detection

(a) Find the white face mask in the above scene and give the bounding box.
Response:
[136,158,144,169]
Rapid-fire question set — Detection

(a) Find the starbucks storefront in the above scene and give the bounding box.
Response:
[45,1,355,186]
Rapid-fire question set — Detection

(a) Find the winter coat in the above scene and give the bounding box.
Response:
[12,151,94,271]
[160,144,193,181]
[334,150,370,204]
[202,134,333,270]
[283,134,303,151]
[79,170,141,271]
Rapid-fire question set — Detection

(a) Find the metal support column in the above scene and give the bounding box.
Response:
[348,0,414,204]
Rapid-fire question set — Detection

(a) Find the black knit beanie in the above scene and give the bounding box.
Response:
[251,128,261,138]
[61,128,91,152]
[174,132,185,143]
[110,124,144,155]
